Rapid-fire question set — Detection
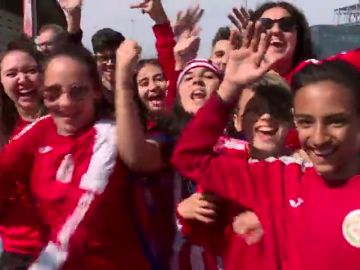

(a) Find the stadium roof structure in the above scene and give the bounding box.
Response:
[334,1,360,24]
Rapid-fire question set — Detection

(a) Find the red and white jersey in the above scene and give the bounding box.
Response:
[173,94,360,270]
[0,116,150,270]
[213,136,249,157]
[171,137,247,270]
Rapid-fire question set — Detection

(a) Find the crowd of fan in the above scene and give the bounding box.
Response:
[0,0,360,270]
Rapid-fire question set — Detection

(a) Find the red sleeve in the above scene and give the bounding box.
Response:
[171,93,233,182]
[171,93,256,205]
[153,23,179,110]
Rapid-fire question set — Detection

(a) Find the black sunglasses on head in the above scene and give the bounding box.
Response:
[259,17,297,32]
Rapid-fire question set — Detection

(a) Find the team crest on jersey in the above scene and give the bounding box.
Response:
[56,154,74,184]
[342,209,360,248]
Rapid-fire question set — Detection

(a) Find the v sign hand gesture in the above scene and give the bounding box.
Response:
[218,22,281,103]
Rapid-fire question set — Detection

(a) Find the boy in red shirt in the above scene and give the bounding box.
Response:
[177,72,295,240]
[173,23,360,270]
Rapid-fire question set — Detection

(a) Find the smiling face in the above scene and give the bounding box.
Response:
[0,50,41,118]
[210,39,231,72]
[95,48,117,88]
[236,88,290,158]
[136,63,167,114]
[43,56,100,136]
[260,7,297,73]
[294,80,360,180]
[178,67,221,114]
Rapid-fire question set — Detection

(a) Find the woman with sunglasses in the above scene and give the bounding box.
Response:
[0,44,151,270]
[229,1,314,79]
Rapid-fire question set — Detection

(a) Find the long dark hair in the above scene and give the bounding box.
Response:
[133,58,164,130]
[0,35,42,145]
[251,1,314,67]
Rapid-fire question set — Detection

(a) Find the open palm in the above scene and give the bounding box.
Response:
[173,5,204,38]
[224,22,281,88]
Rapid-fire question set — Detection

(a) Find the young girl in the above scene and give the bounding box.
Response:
[0,38,43,145]
[135,59,168,116]
[116,41,220,269]
[0,37,46,269]
[172,23,360,270]
[0,44,151,269]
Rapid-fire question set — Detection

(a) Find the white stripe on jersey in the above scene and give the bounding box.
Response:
[29,120,118,270]
[10,115,51,142]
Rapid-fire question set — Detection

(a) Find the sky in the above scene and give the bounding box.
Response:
[80,0,357,57]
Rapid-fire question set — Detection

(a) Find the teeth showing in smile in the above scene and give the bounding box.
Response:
[256,126,278,136]
[312,149,334,157]
[19,89,36,98]
[270,40,284,48]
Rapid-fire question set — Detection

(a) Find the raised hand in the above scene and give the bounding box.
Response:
[174,28,201,70]
[130,0,168,25]
[218,21,280,103]
[173,4,204,38]
[116,40,142,88]
[228,7,254,36]
[59,0,82,14]
[59,0,82,33]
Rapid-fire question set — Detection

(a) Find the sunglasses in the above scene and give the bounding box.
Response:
[259,17,297,32]
[43,84,90,103]
[95,53,116,64]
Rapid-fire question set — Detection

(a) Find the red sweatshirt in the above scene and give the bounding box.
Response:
[0,116,150,270]
[172,94,360,270]
[0,118,47,257]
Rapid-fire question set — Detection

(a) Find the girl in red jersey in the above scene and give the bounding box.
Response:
[172,22,360,270]
[0,37,43,146]
[0,37,47,269]
[0,44,151,270]
[131,0,203,114]
[116,38,225,270]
